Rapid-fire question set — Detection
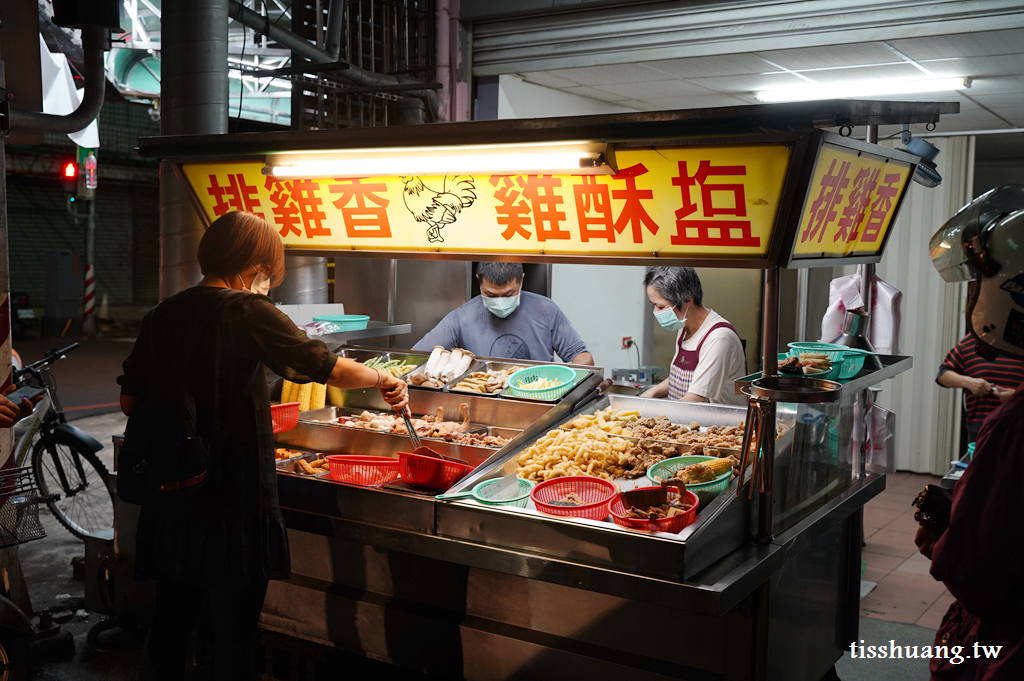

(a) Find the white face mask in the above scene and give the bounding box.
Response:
[238,267,271,296]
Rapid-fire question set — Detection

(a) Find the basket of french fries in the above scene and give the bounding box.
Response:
[503,365,577,401]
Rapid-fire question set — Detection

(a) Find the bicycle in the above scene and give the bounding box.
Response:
[12,343,113,540]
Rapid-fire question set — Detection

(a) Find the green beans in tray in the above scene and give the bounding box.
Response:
[362,356,419,378]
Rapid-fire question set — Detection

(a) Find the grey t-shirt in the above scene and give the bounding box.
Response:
[412,291,589,362]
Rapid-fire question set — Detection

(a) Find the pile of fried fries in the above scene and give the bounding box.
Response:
[515,427,634,482]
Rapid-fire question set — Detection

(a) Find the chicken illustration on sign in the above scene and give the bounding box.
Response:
[400,175,477,243]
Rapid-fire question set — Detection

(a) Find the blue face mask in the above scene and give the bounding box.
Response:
[483,293,520,318]
[654,304,687,331]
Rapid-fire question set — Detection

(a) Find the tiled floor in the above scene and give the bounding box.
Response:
[860,471,952,629]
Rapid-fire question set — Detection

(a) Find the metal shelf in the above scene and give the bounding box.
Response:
[319,320,412,344]
[735,355,913,401]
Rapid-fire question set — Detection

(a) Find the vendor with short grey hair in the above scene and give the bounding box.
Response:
[641,267,746,405]
[413,262,594,365]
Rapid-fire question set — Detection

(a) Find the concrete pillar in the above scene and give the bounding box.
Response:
[159,0,229,299]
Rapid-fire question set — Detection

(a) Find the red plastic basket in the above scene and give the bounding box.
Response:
[271,402,300,434]
[398,452,473,490]
[326,455,400,486]
[609,487,699,534]
[530,476,617,520]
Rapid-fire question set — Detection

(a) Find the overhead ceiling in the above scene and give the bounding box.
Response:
[511,28,1024,139]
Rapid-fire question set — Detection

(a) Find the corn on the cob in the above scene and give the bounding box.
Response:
[326,385,345,407]
[310,382,327,411]
[281,379,296,404]
[297,382,313,412]
[702,457,734,475]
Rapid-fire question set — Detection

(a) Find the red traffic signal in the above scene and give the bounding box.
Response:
[61,161,79,194]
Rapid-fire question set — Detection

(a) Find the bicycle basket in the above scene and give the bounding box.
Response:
[0,468,46,549]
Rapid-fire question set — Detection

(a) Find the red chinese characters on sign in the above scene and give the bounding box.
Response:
[862,173,902,243]
[571,164,659,244]
[207,174,264,218]
[263,178,329,239]
[328,178,392,238]
[801,159,852,245]
[670,161,759,247]
[490,175,569,242]
[834,167,880,244]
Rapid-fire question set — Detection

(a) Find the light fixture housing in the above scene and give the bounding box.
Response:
[755,77,971,103]
[264,141,614,178]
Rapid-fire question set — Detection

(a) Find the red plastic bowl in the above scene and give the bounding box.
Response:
[530,476,617,520]
[399,452,473,490]
[326,455,400,486]
[609,487,699,534]
[271,402,300,434]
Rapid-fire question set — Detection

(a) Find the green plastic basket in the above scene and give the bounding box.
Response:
[646,455,732,507]
[312,314,370,332]
[787,342,849,362]
[437,476,536,507]
[837,349,869,379]
[475,477,536,508]
[504,365,577,401]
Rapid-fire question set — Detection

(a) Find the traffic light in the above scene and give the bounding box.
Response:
[61,161,79,194]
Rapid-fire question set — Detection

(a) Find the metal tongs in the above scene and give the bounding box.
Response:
[736,392,775,501]
[396,406,468,464]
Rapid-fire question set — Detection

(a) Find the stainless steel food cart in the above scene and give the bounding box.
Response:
[137,99,957,681]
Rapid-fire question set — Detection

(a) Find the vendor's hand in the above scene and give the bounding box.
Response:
[968,378,993,397]
[915,524,942,560]
[640,387,657,398]
[0,385,38,429]
[992,385,1016,403]
[378,375,409,410]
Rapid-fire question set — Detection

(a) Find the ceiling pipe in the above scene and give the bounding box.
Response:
[9,26,109,134]
[323,0,344,61]
[227,0,443,121]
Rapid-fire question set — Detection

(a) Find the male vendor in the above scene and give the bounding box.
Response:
[413,262,594,365]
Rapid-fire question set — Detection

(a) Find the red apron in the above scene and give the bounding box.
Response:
[668,322,746,400]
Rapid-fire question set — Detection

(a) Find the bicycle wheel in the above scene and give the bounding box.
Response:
[31,436,114,540]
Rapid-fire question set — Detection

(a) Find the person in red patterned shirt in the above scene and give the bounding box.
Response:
[936,334,1024,443]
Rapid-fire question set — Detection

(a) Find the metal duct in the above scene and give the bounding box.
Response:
[227,0,443,121]
[272,256,329,305]
[159,0,229,300]
[10,26,107,134]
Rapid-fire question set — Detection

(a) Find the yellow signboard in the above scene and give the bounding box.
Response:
[792,143,913,259]
[181,146,792,259]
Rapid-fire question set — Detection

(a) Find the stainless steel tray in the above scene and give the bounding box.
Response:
[276,451,330,476]
[446,361,532,396]
[403,360,485,391]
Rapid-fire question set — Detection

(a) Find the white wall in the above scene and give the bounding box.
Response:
[868,136,975,475]
[497,76,646,375]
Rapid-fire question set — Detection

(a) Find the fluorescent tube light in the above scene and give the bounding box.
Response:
[755,77,970,103]
[265,141,611,178]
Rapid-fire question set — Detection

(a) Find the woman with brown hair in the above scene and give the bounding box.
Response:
[118,211,408,680]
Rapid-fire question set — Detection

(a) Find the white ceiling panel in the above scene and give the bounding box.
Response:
[920,55,1024,78]
[541,63,676,86]
[685,71,809,94]
[969,92,1024,109]
[989,107,1024,125]
[640,53,771,79]
[591,79,718,100]
[929,110,1007,131]
[638,94,751,111]
[754,42,897,70]
[888,28,1024,60]
[802,63,924,84]
[559,85,633,102]
[519,71,581,88]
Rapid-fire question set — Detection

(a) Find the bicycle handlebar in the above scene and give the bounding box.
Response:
[15,342,80,378]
